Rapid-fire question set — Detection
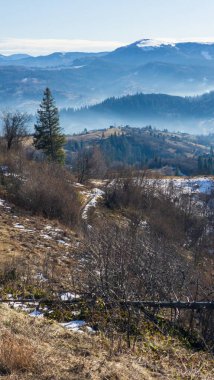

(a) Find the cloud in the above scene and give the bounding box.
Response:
[0,38,126,56]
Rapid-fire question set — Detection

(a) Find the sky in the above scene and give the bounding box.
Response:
[1,0,214,55]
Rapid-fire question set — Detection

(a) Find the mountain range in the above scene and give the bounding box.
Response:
[1,38,214,133]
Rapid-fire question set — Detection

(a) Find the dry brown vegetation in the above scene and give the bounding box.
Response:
[2,152,80,226]
[0,194,83,293]
[79,174,214,349]
[0,305,213,380]
[0,142,214,378]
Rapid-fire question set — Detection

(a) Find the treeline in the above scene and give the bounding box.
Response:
[198,147,214,174]
[61,91,214,120]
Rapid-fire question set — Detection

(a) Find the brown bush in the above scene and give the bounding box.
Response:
[5,159,80,226]
[0,332,36,375]
[104,174,206,244]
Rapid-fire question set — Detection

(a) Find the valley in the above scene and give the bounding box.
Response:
[2,39,214,134]
[0,2,214,378]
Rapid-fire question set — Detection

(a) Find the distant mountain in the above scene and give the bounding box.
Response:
[0,54,31,62]
[0,52,107,68]
[1,39,214,113]
[61,91,214,133]
[106,39,214,67]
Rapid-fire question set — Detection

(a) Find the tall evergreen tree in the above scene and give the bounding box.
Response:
[34,88,65,163]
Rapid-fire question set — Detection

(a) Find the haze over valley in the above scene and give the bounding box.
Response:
[2,39,214,133]
[0,2,214,379]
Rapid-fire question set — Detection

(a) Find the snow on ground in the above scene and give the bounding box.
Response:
[57,239,70,246]
[134,176,214,217]
[157,177,214,195]
[7,297,91,332]
[133,176,214,199]
[11,303,31,313]
[35,272,48,282]
[60,320,85,332]
[29,310,44,318]
[0,198,11,210]
[40,233,52,240]
[60,292,80,301]
[60,320,96,334]
[13,223,34,233]
[6,292,95,334]
[40,226,71,245]
[82,188,104,220]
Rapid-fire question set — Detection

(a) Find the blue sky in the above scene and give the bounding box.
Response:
[1,0,214,55]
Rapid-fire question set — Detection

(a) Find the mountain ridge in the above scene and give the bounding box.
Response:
[61,91,214,133]
[1,38,214,113]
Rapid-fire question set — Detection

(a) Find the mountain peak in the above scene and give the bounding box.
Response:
[133,38,214,50]
[135,39,176,49]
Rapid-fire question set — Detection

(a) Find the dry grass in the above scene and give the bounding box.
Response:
[0,196,213,379]
[0,305,213,380]
[67,127,122,143]
[0,332,36,375]
[0,199,83,292]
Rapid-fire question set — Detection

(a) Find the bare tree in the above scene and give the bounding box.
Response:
[1,111,30,150]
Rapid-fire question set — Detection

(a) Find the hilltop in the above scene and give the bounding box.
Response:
[65,125,214,175]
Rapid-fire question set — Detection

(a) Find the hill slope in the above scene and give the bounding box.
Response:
[61,91,214,133]
[0,193,213,379]
[0,304,213,380]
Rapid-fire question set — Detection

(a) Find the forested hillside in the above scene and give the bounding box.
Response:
[61,91,214,132]
[65,125,214,176]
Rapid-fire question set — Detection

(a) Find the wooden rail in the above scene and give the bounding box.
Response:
[123,301,214,310]
[1,298,214,310]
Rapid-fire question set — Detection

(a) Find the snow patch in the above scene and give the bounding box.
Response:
[82,188,104,220]
[57,239,70,246]
[137,39,176,49]
[60,320,85,332]
[13,223,34,233]
[40,233,52,240]
[0,199,5,207]
[60,292,80,301]
[29,309,44,318]
[161,177,214,195]
[0,199,11,210]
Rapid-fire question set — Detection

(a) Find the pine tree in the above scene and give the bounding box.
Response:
[33,88,65,163]
[197,156,203,173]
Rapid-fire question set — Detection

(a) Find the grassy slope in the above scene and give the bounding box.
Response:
[0,195,213,379]
[0,198,82,292]
[0,304,213,380]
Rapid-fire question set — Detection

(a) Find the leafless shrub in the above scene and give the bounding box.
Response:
[1,111,30,151]
[83,218,193,302]
[0,332,36,374]
[74,146,107,183]
[104,174,208,246]
[4,159,80,226]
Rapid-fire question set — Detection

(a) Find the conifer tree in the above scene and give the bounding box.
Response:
[33,88,65,163]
